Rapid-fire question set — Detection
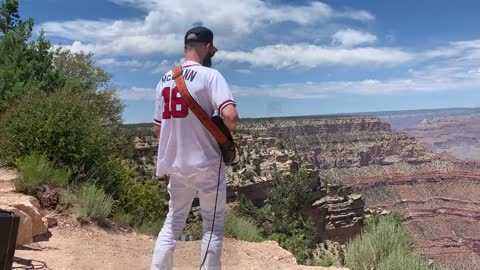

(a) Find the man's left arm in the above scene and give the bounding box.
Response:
[154,124,161,138]
[210,70,238,129]
[220,104,238,130]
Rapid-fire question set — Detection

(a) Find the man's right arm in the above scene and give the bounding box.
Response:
[153,81,163,138]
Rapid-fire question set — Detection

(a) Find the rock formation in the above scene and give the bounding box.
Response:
[0,169,49,246]
[305,184,364,243]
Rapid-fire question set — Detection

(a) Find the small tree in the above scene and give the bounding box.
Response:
[265,171,314,234]
[53,49,111,92]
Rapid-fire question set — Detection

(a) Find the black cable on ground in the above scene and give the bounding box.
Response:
[12,257,51,270]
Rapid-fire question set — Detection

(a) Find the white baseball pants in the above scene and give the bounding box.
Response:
[151,165,226,270]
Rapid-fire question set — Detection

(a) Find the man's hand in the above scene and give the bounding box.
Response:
[221,104,238,130]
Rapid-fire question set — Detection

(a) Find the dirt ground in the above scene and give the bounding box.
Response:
[1,169,345,270]
[13,219,345,270]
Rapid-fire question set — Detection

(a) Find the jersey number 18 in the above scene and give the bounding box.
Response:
[161,86,188,119]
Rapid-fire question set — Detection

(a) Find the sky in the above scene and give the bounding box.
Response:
[18,0,480,123]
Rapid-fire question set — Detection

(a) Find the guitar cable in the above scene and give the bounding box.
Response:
[199,154,223,270]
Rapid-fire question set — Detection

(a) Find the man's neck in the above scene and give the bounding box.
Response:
[184,53,202,65]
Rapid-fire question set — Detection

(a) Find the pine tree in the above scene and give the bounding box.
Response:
[0,0,63,111]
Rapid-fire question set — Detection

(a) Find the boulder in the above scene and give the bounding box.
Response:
[0,193,48,246]
[45,214,58,228]
[1,206,33,246]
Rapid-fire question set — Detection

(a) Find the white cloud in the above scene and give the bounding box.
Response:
[450,39,480,49]
[118,40,480,101]
[332,29,377,47]
[230,76,480,99]
[212,37,480,70]
[338,10,375,22]
[235,69,251,74]
[422,39,480,60]
[120,71,480,101]
[228,44,480,98]
[422,48,461,58]
[96,58,155,71]
[40,1,374,57]
[153,60,173,74]
[118,87,156,100]
[217,44,413,68]
[468,68,480,74]
[52,36,181,57]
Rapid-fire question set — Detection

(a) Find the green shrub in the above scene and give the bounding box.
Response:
[191,219,203,240]
[15,153,70,195]
[0,88,124,180]
[116,171,167,226]
[272,229,314,263]
[345,215,430,270]
[57,188,78,213]
[235,171,318,264]
[113,209,135,227]
[85,157,131,196]
[5,89,113,160]
[236,194,264,225]
[182,218,203,240]
[310,241,345,267]
[366,211,403,229]
[138,218,164,236]
[224,211,263,242]
[84,159,167,229]
[347,238,375,270]
[313,252,342,267]
[76,184,113,222]
[378,247,434,270]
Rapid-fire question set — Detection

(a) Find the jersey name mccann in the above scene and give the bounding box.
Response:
[161,69,198,83]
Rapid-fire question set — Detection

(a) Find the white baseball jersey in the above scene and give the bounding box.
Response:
[153,60,236,177]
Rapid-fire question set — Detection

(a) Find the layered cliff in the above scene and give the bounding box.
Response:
[404,113,480,161]
[323,161,480,269]
[238,116,436,169]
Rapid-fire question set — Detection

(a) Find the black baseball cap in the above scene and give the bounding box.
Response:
[184,26,218,50]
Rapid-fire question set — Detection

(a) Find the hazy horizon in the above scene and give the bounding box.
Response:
[122,106,480,124]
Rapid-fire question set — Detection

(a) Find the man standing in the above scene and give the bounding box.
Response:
[151,26,238,270]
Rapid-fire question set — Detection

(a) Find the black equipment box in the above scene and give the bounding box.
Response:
[0,209,20,270]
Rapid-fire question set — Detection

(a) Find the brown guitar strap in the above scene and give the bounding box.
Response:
[172,65,228,145]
